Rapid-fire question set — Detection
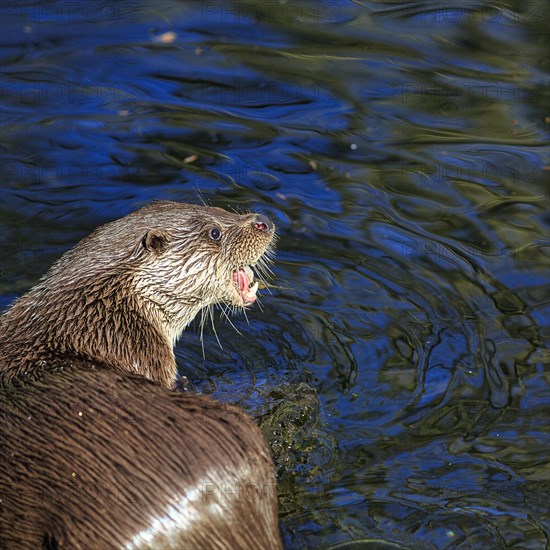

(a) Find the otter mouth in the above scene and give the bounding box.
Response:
[233,266,259,305]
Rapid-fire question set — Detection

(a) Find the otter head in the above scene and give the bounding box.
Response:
[129,202,276,344]
[0,201,275,385]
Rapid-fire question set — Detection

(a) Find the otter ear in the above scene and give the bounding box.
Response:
[142,228,170,255]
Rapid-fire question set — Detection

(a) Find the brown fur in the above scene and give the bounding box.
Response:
[0,202,281,549]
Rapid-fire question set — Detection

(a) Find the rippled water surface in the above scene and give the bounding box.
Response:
[1,1,549,548]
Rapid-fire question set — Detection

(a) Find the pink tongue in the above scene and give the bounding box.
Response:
[233,269,256,303]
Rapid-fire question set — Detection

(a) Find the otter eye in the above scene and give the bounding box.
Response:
[209,227,222,241]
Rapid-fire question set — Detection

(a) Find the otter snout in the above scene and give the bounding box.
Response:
[253,214,274,233]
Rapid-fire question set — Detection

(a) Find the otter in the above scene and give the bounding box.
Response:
[0,201,282,549]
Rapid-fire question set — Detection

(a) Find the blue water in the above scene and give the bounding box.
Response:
[1,1,549,548]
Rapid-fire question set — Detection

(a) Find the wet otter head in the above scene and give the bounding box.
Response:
[0,201,276,386]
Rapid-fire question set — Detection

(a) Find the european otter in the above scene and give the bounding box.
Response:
[0,201,282,549]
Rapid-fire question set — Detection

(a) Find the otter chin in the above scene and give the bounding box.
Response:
[0,201,282,550]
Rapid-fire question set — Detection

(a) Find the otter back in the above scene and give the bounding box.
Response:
[0,364,281,549]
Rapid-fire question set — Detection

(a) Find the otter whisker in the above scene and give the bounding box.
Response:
[193,186,208,206]
[255,298,265,313]
[241,306,251,326]
[256,254,276,278]
[228,205,243,215]
[209,306,224,350]
[199,307,208,359]
[219,305,244,337]
[254,261,275,295]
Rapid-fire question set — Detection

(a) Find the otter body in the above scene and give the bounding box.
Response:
[0,201,281,549]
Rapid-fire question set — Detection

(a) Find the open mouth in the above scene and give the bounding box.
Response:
[233,266,259,304]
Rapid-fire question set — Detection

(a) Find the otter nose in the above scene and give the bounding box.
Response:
[253,214,274,232]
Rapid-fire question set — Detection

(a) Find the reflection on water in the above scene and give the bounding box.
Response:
[1,1,548,548]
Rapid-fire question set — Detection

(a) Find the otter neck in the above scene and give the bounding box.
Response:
[136,292,205,349]
[3,273,179,387]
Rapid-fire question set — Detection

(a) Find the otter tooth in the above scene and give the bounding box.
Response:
[244,266,254,282]
[250,281,259,296]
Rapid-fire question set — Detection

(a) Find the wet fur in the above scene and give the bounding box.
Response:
[0,202,281,549]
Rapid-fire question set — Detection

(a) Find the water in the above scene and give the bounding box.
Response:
[1,1,549,548]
